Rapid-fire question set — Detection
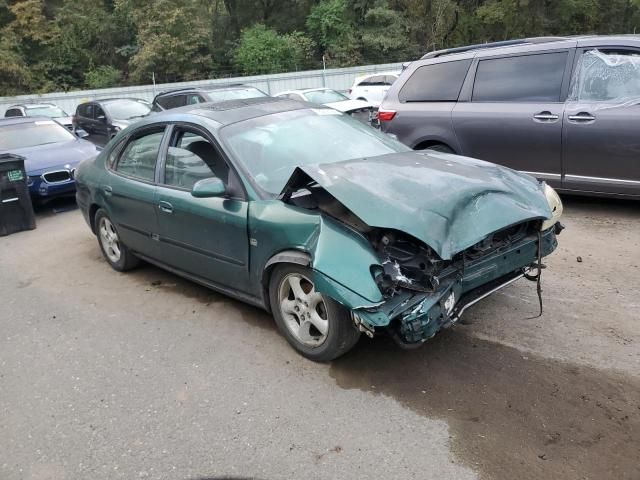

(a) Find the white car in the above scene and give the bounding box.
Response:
[348,72,399,106]
[275,88,376,124]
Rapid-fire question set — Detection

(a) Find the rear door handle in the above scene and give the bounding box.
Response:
[568,112,596,122]
[533,112,559,121]
[158,201,173,214]
[103,185,113,196]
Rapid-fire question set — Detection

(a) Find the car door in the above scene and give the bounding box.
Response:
[77,104,95,133]
[452,48,574,188]
[563,47,640,196]
[93,105,111,146]
[154,125,250,292]
[104,126,168,258]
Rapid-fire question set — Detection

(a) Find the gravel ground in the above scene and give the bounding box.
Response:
[0,196,638,480]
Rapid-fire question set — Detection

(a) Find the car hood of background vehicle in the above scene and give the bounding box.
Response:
[281,151,553,260]
[324,99,375,113]
[8,139,98,176]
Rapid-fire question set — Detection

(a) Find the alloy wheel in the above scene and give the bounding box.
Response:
[99,217,121,264]
[278,273,329,347]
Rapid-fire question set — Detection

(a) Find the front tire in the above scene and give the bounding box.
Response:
[269,264,360,362]
[95,209,139,271]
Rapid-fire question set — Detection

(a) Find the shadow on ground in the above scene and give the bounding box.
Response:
[330,330,640,480]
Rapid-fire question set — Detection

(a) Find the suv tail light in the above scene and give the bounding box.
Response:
[347,88,352,95]
[377,109,396,122]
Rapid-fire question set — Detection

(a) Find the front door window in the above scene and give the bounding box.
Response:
[569,49,640,104]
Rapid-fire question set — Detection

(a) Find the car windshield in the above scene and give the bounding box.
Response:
[304,90,349,104]
[205,87,268,102]
[221,108,410,196]
[103,100,151,120]
[0,120,75,150]
[25,105,67,118]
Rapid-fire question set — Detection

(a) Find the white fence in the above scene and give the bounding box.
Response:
[0,62,403,116]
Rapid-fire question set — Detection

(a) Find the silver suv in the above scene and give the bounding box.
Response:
[380,35,640,198]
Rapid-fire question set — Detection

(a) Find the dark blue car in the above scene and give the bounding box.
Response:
[0,117,99,201]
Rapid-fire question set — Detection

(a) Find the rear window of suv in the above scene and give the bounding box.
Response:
[399,59,472,102]
[472,52,568,102]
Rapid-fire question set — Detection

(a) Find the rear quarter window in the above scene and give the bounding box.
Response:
[399,59,472,102]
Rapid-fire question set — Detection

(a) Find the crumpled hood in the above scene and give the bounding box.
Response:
[324,99,375,113]
[7,139,98,176]
[281,151,553,260]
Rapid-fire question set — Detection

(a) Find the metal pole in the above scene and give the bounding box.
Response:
[322,55,327,88]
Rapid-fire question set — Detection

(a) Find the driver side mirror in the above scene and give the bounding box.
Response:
[75,129,89,138]
[191,177,226,198]
[96,115,106,123]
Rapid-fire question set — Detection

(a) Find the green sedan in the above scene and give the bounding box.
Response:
[75,97,563,361]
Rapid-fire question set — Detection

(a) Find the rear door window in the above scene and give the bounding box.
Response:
[115,130,165,182]
[472,52,568,102]
[399,59,472,102]
[5,109,22,117]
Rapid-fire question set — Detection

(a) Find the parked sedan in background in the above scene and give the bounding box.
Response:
[73,98,151,146]
[275,88,375,123]
[0,117,99,201]
[151,84,269,111]
[4,103,74,131]
[348,72,399,106]
[75,97,562,361]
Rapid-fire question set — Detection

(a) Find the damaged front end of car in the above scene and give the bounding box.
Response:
[354,222,559,346]
[275,152,563,348]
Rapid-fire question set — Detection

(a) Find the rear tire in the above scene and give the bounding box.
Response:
[269,264,360,362]
[95,209,140,272]
[421,143,454,154]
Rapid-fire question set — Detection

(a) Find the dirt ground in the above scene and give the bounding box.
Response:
[0,195,639,480]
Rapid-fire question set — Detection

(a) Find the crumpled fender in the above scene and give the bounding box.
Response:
[250,201,384,308]
[309,216,384,305]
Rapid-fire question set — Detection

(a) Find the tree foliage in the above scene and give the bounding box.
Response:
[0,0,639,95]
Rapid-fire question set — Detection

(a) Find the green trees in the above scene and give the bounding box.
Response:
[0,0,639,96]
[233,24,315,74]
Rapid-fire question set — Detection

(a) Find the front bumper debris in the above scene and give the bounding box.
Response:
[354,228,558,345]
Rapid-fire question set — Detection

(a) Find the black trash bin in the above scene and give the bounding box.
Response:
[0,153,36,236]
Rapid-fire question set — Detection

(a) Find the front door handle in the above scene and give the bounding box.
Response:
[103,185,113,196]
[533,111,559,121]
[568,112,596,122]
[158,201,173,214]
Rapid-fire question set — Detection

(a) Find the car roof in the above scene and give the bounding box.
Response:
[0,116,58,126]
[353,71,399,82]
[7,103,58,109]
[276,88,339,96]
[420,34,640,60]
[155,84,257,98]
[83,98,146,105]
[140,96,317,128]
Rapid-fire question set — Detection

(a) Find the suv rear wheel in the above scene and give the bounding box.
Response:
[420,143,454,154]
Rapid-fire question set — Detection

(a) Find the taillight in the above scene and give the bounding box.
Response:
[377,109,396,122]
[347,89,352,95]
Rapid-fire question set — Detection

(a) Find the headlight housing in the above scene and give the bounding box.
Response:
[541,183,563,231]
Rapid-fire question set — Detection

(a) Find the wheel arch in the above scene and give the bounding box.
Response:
[261,250,312,312]
[89,203,101,234]
[413,139,456,153]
